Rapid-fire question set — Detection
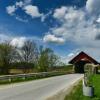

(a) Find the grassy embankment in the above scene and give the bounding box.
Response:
[65,74,100,100]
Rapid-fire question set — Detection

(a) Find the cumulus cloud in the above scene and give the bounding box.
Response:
[42,0,100,62]
[43,3,100,47]
[53,6,67,19]
[67,53,75,57]
[6,1,24,15]
[15,1,24,7]
[6,5,16,15]
[51,27,67,36]
[43,34,65,44]
[23,5,42,18]
[86,0,100,15]
[6,0,42,21]
[10,37,27,48]
[96,17,100,23]
[10,35,42,48]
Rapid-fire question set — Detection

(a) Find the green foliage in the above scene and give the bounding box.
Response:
[0,41,65,74]
[0,42,14,74]
[38,47,59,72]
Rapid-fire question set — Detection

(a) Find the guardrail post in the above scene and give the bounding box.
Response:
[22,74,26,80]
[22,76,24,80]
[0,71,66,83]
[8,78,11,82]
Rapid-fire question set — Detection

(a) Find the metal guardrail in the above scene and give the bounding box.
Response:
[0,71,67,82]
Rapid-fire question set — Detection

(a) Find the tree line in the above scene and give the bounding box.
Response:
[0,40,59,74]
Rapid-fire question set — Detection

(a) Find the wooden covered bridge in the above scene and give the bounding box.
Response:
[69,51,99,73]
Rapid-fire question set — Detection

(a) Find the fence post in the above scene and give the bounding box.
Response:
[8,77,11,82]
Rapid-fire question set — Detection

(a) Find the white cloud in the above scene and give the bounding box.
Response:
[96,17,100,23]
[86,0,100,14]
[53,6,67,19]
[10,37,27,48]
[24,5,42,18]
[15,1,24,7]
[64,8,85,24]
[41,11,52,22]
[43,2,100,63]
[43,34,65,44]
[43,5,100,48]
[51,27,67,36]
[60,52,76,64]
[6,1,43,21]
[53,6,85,25]
[6,1,24,15]
[10,35,42,48]
[67,53,75,57]
[15,16,28,22]
[24,0,32,5]
[6,5,16,15]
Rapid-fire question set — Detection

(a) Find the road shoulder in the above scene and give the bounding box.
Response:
[47,78,83,100]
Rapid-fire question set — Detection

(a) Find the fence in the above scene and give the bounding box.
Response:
[0,71,67,83]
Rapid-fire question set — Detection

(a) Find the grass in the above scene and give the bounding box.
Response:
[64,74,100,100]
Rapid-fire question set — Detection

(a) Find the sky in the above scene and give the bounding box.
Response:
[1,0,100,63]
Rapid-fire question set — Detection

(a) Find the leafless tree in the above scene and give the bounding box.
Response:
[18,40,39,64]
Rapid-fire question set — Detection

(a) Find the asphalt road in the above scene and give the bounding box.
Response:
[0,74,83,100]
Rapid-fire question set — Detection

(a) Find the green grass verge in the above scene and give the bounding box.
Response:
[64,74,100,100]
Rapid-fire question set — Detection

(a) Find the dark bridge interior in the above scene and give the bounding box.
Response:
[74,60,90,73]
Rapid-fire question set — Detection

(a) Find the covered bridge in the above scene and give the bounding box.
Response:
[69,51,99,73]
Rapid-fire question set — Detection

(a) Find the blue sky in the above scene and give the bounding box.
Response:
[1,0,100,63]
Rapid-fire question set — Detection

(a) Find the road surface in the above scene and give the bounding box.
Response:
[0,74,83,100]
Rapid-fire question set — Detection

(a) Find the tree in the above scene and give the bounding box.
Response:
[17,40,39,73]
[38,47,59,72]
[48,51,59,68]
[0,42,15,74]
[18,40,38,63]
